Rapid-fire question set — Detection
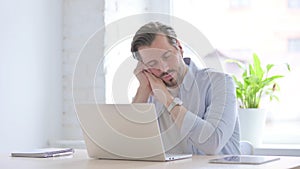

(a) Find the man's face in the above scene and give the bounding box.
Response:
[138,35,186,88]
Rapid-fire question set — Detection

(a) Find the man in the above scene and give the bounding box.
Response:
[131,22,240,155]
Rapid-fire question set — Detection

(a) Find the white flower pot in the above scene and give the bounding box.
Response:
[238,108,267,147]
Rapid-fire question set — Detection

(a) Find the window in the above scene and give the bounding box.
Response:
[288,0,300,9]
[229,0,251,8]
[288,38,300,52]
[172,0,300,144]
[104,38,137,104]
[104,0,172,103]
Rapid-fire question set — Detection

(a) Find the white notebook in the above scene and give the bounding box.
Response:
[11,148,74,158]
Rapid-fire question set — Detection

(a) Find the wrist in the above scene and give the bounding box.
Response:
[167,97,183,112]
[166,96,173,107]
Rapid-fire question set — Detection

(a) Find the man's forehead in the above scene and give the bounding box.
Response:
[138,48,170,56]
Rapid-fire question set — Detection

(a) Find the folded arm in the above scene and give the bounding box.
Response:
[180,73,238,155]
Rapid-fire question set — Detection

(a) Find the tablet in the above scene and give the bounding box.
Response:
[209,155,280,165]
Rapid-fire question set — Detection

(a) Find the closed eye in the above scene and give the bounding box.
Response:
[162,51,172,60]
[146,60,158,67]
[144,49,172,67]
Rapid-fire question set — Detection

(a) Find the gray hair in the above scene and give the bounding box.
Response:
[131,22,178,61]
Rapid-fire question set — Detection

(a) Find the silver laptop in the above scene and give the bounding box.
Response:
[75,103,192,161]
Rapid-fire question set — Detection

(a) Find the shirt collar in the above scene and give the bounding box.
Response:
[181,58,197,91]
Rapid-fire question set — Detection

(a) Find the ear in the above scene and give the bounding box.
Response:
[176,39,184,57]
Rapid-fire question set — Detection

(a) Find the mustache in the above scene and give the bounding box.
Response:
[159,70,175,78]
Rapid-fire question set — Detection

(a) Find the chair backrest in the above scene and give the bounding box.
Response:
[240,141,254,155]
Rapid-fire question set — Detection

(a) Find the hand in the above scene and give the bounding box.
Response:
[133,62,152,102]
[134,62,151,92]
[144,71,173,107]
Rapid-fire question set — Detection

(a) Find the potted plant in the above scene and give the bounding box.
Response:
[228,53,290,147]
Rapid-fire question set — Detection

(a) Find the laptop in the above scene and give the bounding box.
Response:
[75,103,192,161]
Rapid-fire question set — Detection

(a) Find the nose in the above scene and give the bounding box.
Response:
[157,59,169,72]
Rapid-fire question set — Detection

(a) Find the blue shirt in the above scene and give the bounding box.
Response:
[150,59,241,155]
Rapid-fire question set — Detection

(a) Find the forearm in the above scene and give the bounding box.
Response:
[132,86,151,103]
[181,111,236,155]
[167,103,228,154]
[169,105,187,128]
[179,73,238,155]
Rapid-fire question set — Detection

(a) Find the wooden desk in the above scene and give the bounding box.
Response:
[1,149,300,169]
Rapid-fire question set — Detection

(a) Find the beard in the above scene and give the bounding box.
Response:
[163,77,178,88]
[161,65,187,88]
[159,70,180,88]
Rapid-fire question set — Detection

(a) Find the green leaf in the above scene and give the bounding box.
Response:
[266,64,274,72]
[253,53,264,80]
[242,69,248,79]
[262,75,284,86]
[226,59,246,70]
[249,64,255,76]
[286,63,291,72]
[225,53,290,108]
[232,76,243,88]
[272,95,279,101]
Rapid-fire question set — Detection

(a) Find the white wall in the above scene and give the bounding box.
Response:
[62,0,105,141]
[61,0,171,143]
[0,0,63,152]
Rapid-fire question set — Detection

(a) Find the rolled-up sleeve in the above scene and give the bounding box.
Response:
[180,72,238,155]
